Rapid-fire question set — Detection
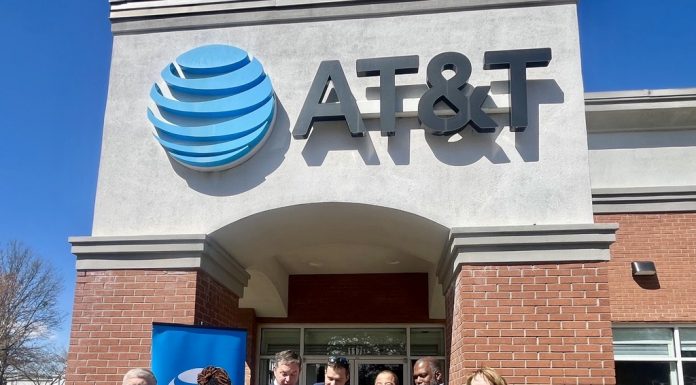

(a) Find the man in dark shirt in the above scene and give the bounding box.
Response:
[412,357,443,385]
[314,356,350,385]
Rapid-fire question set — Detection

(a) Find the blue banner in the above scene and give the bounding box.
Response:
[152,323,247,385]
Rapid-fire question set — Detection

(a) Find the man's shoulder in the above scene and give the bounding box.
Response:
[313,382,326,385]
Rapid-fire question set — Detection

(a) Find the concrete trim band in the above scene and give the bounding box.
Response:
[584,88,696,133]
[69,234,251,297]
[111,0,576,34]
[71,223,619,299]
[436,223,619,293]
[593,186,696,214]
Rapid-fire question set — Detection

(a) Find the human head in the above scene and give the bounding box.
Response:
[197,367,232,385]
[123,368,157,385]
[412,357,442,385]
[375,370,398,385]
[325,356,350,385]
[465,367,507,385]
[273,350,302,385]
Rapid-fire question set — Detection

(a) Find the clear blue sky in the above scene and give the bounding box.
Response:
[0,0,695,350]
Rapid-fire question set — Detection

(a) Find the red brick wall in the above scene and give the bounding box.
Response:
[595,213,696,322]
[447,263,614,385]
[67,270,198,385]
[67,270,256,385]
[444,277,456,383]
[195,272,257,385]
[258,273,434,324]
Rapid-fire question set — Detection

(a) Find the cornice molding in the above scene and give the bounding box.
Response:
[436,223,618,294]
[592,186,696,214]
[585,89,696,133]
[69,234,250,297]
[110,0,576,34]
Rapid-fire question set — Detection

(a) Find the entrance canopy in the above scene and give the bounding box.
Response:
[209,202,449,318]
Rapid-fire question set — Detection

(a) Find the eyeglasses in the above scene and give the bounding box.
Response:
[328,356,349,367]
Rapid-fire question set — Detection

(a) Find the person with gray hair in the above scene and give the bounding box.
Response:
[273,350,302,385]
[412,357,443,385]
[123,368,157,385]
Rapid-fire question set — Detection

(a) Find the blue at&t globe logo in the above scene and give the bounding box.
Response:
[148,44,276,171]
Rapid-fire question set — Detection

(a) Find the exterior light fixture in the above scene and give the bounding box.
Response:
[631,261,657,276]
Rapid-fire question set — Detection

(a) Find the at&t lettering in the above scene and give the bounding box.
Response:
[292,48,552,139]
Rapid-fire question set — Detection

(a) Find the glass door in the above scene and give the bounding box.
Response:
[305,359,330,385]
[355,359,405,385]
[259,326,445,385]
[304,358,405,385]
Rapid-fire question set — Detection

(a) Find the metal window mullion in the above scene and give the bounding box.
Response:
[300,327,306,385]
[675,328,684,385]
[256,325,263,385]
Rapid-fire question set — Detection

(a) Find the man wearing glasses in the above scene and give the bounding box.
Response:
[412,357,443,385]
[273,350,302,385]
[314,356,350,385]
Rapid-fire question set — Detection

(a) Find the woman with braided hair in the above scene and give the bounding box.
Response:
[197,366,232,385]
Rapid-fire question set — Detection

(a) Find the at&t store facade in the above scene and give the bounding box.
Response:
[67,1,696,385]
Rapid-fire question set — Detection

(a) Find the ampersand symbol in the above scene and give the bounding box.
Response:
[418,52,472,135]
[418,52,497,135]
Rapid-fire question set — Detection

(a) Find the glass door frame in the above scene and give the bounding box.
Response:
[355,358,408,385]
[303,357,407,385]
[257,324,446,385]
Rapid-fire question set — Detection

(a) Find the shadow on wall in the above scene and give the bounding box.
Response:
[634,275,661,290]
[167,79,565,192]
[300,79,564,166]
[513,79,565,162]
[302,119,382,166]
[168,99,292,196]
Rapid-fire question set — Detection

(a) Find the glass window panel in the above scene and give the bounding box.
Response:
[681,329,696,357]
[614,344,671,356]
[304,328,407,356]
[260,359,274,385]
[613,328,674,358]
[410,328,445,356]
[359,363,403,385]
[613,328,672,343]
[306,363,327,385]
[683,362,696,385]
[680,329,696,342]
[261,328,301,355]
[615,361,674,385]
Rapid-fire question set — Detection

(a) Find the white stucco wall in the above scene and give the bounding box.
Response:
[92,3,594,236]
[589,130,696,189]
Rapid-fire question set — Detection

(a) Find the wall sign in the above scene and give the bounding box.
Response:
[292,48,551,139]
[148,44,276,172]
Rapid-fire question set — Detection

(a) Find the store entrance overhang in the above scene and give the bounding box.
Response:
[209,202,449,319]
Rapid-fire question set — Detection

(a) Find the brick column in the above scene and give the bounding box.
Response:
[438,224,618,385]
[67,235,253,385]
[195,271,257,385]
[67,270,198,385]
[448,263,613,385]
